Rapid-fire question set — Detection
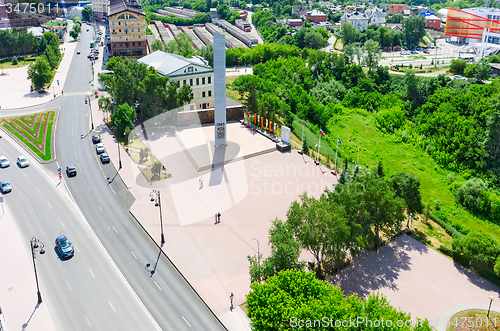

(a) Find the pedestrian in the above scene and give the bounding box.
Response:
[152,131,155,140]
[217,212,221,224]
[214,212,218,225]
[230,292,234,312]
[200,177,203,189]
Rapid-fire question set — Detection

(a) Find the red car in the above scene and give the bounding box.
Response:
[87,54,94,59]
[423,50,429,54]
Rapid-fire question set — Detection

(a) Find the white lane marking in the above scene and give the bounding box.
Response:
[47,202,52,208]
[182,316,191,328]
[130,251,137,259]
[73,140,75,148]
[60,221,65,228]
[113,227,118,234]
[74,245,80,252]
[98,205,102,211]
[89,269,95,278]
[109,301,116,312]
[85,315,92,328]
[24,173,27,178]
[36,187,40,192]
[87,186,91,191]
[29,209,33,214]
[66,281,72,291]
[153,281,161,291]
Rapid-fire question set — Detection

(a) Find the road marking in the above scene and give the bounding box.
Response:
[182,316,191,328]
[98,205,102,211]
[113,227,118,233]
[89,269,95,278]
[36,187,40,192]
[85,315,92,328]
[74,245,80,252]
[153,281,161,291]
[131,251,137,259]
[109,301,116,312]
[61,221,65,228]
[24,173,27,178]
[66,281,72,291]
[29,209,33,214]
[87,186,91,191]
[47,202,52,208]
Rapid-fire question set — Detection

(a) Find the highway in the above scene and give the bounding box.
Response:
[49,25,225,330]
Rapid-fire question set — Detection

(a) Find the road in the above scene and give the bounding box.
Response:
[0,133,158,330]
[52,25,226,330]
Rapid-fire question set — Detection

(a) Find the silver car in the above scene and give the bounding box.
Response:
[96,143,105,154]
[0,156,10,168]
[17,155,29,168]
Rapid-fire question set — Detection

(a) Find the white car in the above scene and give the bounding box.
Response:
[0,156,9,168]
[454,75,466,80]
[96,143,105,154]
[17,155,29,168]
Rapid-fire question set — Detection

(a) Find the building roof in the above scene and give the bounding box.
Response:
[138,51,212,77]
[344,11,369,20]
[108,0,144,17]
[306,9,326,16]
[425,14,440,20]
[386,23,402,30]
[490,63,500,70]
[27,26,44,37]
[287,18,303,23]
[403,9,410,15]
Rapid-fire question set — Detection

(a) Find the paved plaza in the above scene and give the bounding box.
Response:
[330,235,500,330]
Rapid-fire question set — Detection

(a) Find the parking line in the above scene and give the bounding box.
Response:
[89,269,95,278]
[85,315,92,328]
[98,205,102,211]
[131,251,137,259]
[182,316,191,328]
[109,301,116,312]
[153,281,161,291]
[61,221,65,228]
[47,202,52,208]
[113,227,118,234]
[66,281,73,291]
[74,245,80,252]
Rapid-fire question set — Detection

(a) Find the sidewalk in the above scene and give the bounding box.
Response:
[0,21,76,110]
[0,202,57,331]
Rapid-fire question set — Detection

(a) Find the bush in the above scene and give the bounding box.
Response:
[374,106,407,133]
[452,230,500,269]
[11,56,18,65]
[438,245,453,257]
[429,211,464,239]
[478,268,500,287]
[455,178,490,216]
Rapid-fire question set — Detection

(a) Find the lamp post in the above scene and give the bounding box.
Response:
[488,296,494,318]
[150,190,165,246]
[30,236,45,304]
[86,96,94,130]
[252,238,260,282]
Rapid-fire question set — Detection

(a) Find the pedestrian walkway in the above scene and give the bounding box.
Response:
[0,202,57,331]
[0,21,76,110]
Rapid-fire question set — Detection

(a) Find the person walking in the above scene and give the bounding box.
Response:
[230,292,234,312]
[217,212,221,224]
[214,212,218,225]
[200,177,203,189]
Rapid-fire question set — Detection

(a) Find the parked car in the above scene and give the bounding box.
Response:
[96,143,105,154]
[55,235,74,259]
[87,54,94,59]
[416,47,423,51]
[100,153,110,164]
[454,75,466,80]
[77,51,81,55]
[423,49,429,54]
[0,180,11,193]
[17,155,29,168]
[411,50,418,54]
[66,165,77,177]
[92,134,100,144]
[0,156,10,168]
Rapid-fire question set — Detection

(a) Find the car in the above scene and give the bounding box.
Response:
[0,180,11,193]
[93,49,99,54]
[454,75,466,80]
[87,54,94,59]
[66,165,77,177]
[55,235,74,259]
[94,55,99,60]
[0,156,10,168]
[423,49,429,54]
[16,155,29,168]
[100,153,110,164]
[416,47,423,51]
[96,143,105,154]
[411,50,418,54]
[92,134,100,144]
[86,29,89,32]
[77,51,80,55]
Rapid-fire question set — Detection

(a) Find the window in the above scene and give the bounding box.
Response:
[113,29,115,33]
[131,28,134,32]
[112,21,115,25]
[202,77,205,84]
[113,36,116,40]
[119,36,122,40]
[177,81,180,87]
[202,91,206,97]
[188,67,193,72]
[118,14,125,20]
[190,93,193,99]
[113,43,116,47]
[138,35,141,39]
[190,79,193,86]
[119,29,121,32]
[208,76,211,84]
[120,43,122,46]
[126,42,129,47]
[118,22,121,25]
[139,42,141,45]
[138,28,140,32]
[196,78,199,85]
[183,79,186,85]
[132,42,135,46]
[208,90,212,97]
[129,14,137,19]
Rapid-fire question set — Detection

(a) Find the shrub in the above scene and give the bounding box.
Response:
[374,106,407,133]
[11,56,18,65]
[452,230,500,269]
[455,178,490,216]
[438,245,453,257]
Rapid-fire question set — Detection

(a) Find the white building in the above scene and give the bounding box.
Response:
[68,6,84,19]
[342,11,369,31]
[93,0,107,18]
[365,6,386,26]
[138,51,215,110]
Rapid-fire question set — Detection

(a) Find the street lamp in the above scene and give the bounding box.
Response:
[488,296,494,318]
[30,236,45,304]
[150,190,165,246]
[86,96,94,130]
[252,238,260,282]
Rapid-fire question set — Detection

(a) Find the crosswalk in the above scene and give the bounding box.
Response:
[63,91,92,96]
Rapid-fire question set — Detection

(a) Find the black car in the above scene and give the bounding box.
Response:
[100,153,110,164]
[92,134,100,144]
[66,165,77,177]
[55,235,74,259]
[0,180,11,193]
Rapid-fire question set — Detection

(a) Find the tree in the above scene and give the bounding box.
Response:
[402,15,425,48]
[450,59,467,74]
[150,39,166,52]
[197,44,213,67]
[452,230,500,268]
[391,172,424,229]
[69,28,79,40]
[177,83,193,107]
[28,56,52,90]
[302,136,309,155]
[82,5,93,22]
[139,147,149,162]
[137,67,172,119]
[340,22,358,45]
[455,178,490,216]
[484,103,500,176]
[152,161,162,179]
[362,39,382,72]
[304,30,325,49]
[111,103,136,136]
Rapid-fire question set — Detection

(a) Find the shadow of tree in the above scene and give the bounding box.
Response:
[328,235,429,297]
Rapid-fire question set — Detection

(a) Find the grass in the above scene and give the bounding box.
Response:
[391,66,450,74]
[446,309,500,331]
[226,76,240,101]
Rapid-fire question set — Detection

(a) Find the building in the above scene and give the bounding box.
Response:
[286,18,303,27]
[386,23,403,31]
[425,14,441,30]
[138,51,214,110]
[209,8,218,20]
[403,9,411,17]
[490,63,500,77]
[292,5,305,16]
[235,19,250,32]
[68,6,84,19]
[305,9,327,23]
[445,7,500,45]
[342,11,369,31]
[365,6,386,26]
[93,0,107,18]
[108,0,147,57]
[389,4,407,14]
[239,10,247,20]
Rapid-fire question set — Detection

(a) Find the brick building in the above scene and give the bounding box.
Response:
[389,4,408,14]
[108,0,147,57]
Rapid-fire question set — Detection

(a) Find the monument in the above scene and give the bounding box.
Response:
[213,33,227,147]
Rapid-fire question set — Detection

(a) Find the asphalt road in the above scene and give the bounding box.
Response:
[51,26,226,330]
[0,133,158,330]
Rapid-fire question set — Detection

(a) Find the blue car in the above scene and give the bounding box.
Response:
[55,235,74,259]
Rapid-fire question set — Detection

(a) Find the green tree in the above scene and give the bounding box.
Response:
[362,39,382,72]
[111,103,136,136]
[150,39,166,52]
[139,147,149,162]
[302,136,309,155]
[391,172,424,229]
[402,15,425,48]
[69,28,79,40]
[177,83,193,106]
[197,44,213,67]
[137,67,172,119]
[376,158,385,178]
[340,22,358,45]
[82,5,93,22]
[452,230,500,268]
[152,161,162,179]
[27,56,52,90]
[484,103,500,176]
[455,178,490,216]
[450,59,467,74]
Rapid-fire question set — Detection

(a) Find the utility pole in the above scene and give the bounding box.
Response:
[30,236,45,303]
